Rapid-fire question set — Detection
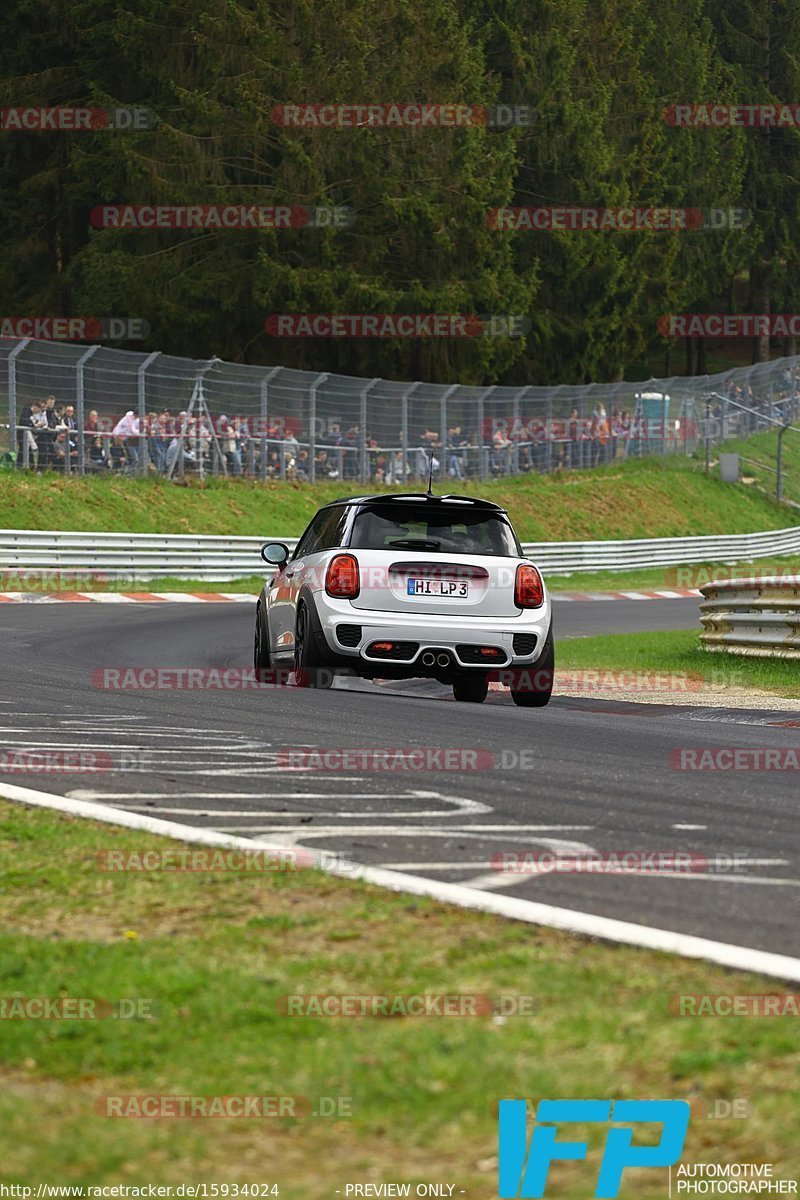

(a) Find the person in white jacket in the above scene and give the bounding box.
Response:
[112,411,141,469]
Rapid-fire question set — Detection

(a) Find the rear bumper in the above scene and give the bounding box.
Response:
[315,595,551,672]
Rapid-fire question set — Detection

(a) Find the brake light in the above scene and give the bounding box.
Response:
[326,553,360,598]
[514,563,544,608]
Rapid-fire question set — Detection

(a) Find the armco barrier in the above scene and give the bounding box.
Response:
[699,577,800,660]
[0,524,798,582]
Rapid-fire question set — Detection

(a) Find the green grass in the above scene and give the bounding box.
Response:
[715,425,800,508]
[0,800,798,1193]
[1,453,797,542]
[557,629,800,698]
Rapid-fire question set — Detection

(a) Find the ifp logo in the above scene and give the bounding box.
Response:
[498,1099,690,1197]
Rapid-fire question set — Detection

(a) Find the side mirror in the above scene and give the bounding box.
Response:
[261,541,290,566]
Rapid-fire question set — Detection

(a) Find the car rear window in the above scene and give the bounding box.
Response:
[348,504,519,556]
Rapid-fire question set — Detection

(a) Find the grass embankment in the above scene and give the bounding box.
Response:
[0,800,798,1194]
[558,629,800,699]
[718,426,800,508]
[1,454,797,541]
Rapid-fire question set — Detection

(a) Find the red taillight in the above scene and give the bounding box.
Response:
[326,553,360,599]
[514,563,544,608]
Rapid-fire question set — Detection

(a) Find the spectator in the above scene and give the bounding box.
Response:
[146,411,166,472]
[568,407,582,469]
[87,436,109,471]
[51,430,77,472]
[37,395,57,470]
[447,424,468,479]
[17,400,41,467]
[109,437,129,471]
[491,427,511,475]
[218,414,243,476]
[112,410,141,470]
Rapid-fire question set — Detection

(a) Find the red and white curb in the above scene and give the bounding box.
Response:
[0,589,701,604]
[553,588,701,601]
[1,778,798,982]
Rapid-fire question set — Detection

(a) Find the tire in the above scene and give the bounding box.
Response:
[510,629,554,708]
[253,602,272,673]
[452,672,489,703]
[294,602,333,689]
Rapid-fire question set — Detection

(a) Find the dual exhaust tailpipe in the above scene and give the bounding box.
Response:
[421,650,452,669]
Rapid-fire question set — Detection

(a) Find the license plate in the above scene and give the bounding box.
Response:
[407,578,468,597]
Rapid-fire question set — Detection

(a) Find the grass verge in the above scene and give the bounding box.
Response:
[1,454,797,541]
[557,629,800,699]
[0,800,798,1194]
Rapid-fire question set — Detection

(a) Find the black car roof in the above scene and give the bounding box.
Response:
[320,492,508,513]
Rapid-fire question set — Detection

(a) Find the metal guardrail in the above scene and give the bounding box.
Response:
[1,524,798,583]
[699,577,800,660]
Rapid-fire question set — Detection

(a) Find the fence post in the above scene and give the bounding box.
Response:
[7,337,31,458]
[137,351,160,477]
[360,378,380,484]
[75,344,100,476]
[401,382,419,483]
[309,372,328,484]
[439,384,458,484]
[478,387,493,480]
[260,367,281,481]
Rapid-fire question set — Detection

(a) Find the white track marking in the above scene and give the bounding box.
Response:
[2,779,798,982]
[673,823,708,830]
[463,866,796,892]
[216,824,593,840]
[66,789,493,816]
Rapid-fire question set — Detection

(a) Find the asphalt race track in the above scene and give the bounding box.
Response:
[1,598,798,962]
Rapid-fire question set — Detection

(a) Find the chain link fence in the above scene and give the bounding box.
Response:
[1,336,798,485]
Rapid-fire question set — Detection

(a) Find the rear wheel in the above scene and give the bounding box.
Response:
[294,603,333,689]
[452,672,489,703]
[510,630,554,708]
[253,602,271,673]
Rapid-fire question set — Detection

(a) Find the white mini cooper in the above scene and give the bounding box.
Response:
[254,492,553,706]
